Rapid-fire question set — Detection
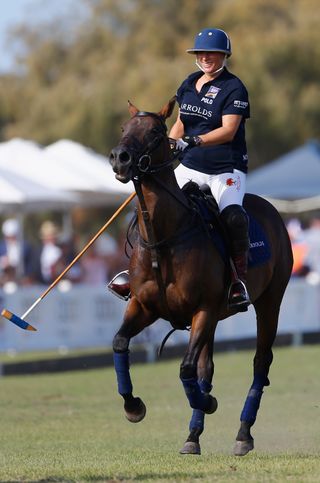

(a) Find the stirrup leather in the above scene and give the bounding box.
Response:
[107,270,131,301]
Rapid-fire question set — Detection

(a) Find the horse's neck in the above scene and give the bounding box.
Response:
[137,175,188,241]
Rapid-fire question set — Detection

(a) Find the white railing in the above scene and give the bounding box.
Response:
[0,278,319,354]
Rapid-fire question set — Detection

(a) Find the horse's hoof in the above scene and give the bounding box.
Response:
[124,397,146,423]
[233,439,254,456]
[205,395,218,414]
[179,441,201,455]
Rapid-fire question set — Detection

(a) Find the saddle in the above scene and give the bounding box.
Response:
[182,181,271,268]
[182,181,226,251]
[107,182,271,302]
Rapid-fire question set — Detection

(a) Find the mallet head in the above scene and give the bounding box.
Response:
[1,309,37,331]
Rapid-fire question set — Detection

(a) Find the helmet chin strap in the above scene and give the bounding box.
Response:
[195,55,227,75]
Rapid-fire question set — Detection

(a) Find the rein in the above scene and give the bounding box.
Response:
[130,111,196,326]
[133,176,173,322]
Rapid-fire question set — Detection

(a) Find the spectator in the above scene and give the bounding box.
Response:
[81,233,117,285]
[81,246,108,285]
[304,217,320,283]
[95,233,118,276]
[51,234,83,284]
[286,218,310,277]
[0,218,36,285]
[35,221,63,284]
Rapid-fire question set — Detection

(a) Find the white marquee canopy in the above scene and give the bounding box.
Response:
[0,138,133,210]
[246,140,320,213]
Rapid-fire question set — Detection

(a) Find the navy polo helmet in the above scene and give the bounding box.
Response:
[186,28,232,57]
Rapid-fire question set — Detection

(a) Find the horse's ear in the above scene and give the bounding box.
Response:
[128,100,139,117]
[158,96,176,120]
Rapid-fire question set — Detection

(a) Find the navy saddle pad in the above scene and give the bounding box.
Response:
[192,194,271,268]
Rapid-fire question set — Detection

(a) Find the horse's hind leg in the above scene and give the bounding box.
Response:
[180,338,217,455]
[113,298,156,423]
[234,275,288,456]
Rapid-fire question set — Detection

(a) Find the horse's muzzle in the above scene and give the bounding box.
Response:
[109,145,132,183]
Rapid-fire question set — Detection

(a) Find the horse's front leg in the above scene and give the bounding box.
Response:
[180,310,217,426]
[113,297,156,423]
[180,336,217,455]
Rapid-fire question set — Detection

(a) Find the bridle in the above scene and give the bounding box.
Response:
[123,111,190,209]
[124,111,175,177]
[121,111,199,328]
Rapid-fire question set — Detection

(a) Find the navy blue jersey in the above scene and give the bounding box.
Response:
[176,68,250,174]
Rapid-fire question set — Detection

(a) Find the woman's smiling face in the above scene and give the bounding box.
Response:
[196,51,226,76]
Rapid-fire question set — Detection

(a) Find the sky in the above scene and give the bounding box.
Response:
[1,0,43,71]
[0,0,82,72]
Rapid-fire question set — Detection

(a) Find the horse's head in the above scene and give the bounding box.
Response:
[109,97,176,183]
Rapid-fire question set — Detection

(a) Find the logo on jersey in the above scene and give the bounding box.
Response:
[205,86,221,99]
[234,100,248,109]
[180,103,212,119]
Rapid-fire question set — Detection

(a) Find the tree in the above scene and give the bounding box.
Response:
[0,0,319,168]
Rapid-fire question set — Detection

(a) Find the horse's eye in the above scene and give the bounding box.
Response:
[121,127,124,133]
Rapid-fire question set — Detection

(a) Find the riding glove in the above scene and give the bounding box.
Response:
[183,135,203,147]
[174,138,189,151]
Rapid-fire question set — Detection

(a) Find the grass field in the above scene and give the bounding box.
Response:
[0,345,319,482]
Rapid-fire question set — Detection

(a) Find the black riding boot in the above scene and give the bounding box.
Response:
[220,204,251,312]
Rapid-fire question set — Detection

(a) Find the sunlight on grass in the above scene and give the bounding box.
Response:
[0,345,319,481]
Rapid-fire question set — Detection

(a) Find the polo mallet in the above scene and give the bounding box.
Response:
[1,192,136,331]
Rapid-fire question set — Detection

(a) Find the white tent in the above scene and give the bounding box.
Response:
[0,164,78,275]
[0,138,133,207]
[246,140,320,213]
[44,139,133,202]
[0,165,78,214]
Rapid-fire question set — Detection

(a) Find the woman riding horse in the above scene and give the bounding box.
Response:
[171,27,251,312]
[110,27,251,312]
[109,97,293,456]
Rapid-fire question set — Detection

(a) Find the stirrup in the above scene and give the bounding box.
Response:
[107,270,131,301]
[228,279,251,311]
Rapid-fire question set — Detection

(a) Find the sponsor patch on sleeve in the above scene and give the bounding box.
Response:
[234,100,248,109]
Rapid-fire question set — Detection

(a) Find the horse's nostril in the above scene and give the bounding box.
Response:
[119,151,131,163]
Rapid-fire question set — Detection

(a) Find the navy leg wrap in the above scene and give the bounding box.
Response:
[181,377,212,412]
[113,351,133,395]
[240,374,266,424]
[181,377,207,410]
[199,378,212,394]
[188,379,212,432]
[189,409,205,432]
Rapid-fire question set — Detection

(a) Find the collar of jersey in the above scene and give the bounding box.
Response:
[186,68,229,86]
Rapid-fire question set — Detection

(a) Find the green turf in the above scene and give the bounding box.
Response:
[0,345,319,482]
[0,346,113,363]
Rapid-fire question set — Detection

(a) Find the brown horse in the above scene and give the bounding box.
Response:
[109,97,293,456]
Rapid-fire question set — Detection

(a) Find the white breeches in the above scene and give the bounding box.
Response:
[175,164,246,211]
